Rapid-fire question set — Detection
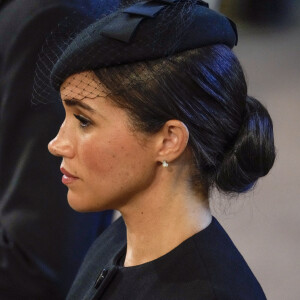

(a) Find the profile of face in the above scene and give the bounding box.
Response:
[48,71,158,212]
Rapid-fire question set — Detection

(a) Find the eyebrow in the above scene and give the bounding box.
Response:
[63,99,96,113]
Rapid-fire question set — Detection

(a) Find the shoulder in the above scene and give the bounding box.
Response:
[85,216,127,261]
[190,217,267,299]
[0,1,77,58]
[0,0,76,25]
[67,218,126,299]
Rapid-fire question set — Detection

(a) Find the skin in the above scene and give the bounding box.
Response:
[48,71,212,267]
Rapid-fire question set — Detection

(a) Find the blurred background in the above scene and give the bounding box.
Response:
[210,1,300,299]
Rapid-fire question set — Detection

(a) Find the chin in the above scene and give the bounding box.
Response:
[68,199,89,212]
[67,191,111,212]
[67,192,92,212]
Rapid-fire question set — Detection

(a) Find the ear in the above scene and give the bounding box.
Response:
[156,120,189,164]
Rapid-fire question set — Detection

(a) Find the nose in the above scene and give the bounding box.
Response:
[48,122,74,158]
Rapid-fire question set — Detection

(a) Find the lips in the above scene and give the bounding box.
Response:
[60,167,79,185]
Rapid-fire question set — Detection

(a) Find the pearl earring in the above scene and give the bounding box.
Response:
[162,160,169,168]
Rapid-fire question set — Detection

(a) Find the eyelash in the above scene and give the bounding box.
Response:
[73,114,91,128]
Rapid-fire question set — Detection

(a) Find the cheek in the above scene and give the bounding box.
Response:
[69,130,155,211]
[79,139,117,177]
[78,132,143,181]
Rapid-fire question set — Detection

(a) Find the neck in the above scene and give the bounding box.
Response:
[119,177,212,267]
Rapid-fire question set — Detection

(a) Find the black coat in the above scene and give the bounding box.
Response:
[0,1,117,299]
[67,217,267,300]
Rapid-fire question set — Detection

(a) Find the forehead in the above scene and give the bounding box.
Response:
[60,71,109,100]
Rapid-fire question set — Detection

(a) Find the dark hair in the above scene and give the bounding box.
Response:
[94,44,275,196]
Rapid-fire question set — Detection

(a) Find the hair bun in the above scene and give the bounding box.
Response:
[216,96,276,193]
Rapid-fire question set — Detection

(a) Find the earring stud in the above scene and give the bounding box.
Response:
[162,160,169,168]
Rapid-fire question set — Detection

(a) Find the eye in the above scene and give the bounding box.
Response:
[73,114,91,128]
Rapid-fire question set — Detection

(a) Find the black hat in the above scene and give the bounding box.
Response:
[50,0,238,90]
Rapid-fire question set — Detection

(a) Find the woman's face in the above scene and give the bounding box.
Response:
[48,71,157,212]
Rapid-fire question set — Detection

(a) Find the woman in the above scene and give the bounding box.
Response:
[47,0,275,299]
